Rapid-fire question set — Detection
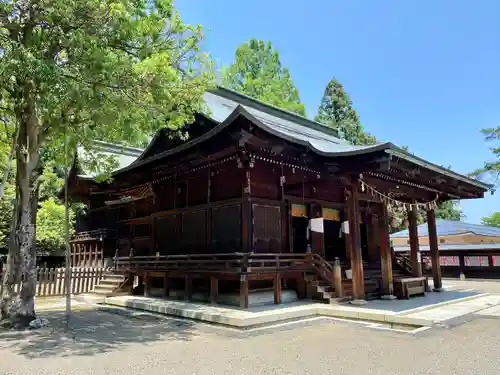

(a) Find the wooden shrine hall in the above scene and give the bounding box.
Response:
[64,87,491,307]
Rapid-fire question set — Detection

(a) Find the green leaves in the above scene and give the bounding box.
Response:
[0,0,215,261]
[470,126,500,186]
[1,0,214,164]
[36,198,75,253]
[481,212,500,227]
[435,200,463,221]
[315,77,376,145]
[222,39,306,116]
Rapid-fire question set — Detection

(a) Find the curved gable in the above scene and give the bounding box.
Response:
[132,113,219,164]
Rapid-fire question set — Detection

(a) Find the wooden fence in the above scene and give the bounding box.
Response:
[0,267,109,297]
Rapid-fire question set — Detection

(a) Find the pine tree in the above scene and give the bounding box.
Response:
[315,78,375,145]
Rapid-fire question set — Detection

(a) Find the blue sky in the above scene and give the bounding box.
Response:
[176,0,500,224]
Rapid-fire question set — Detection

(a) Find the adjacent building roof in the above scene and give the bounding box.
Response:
[391,219,500,238]
[76,141,144,178]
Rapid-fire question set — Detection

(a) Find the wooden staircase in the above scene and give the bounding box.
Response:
[304,274,350,303]
[394,253,413,275]
[306,256,414,304]
[91,271,131,297]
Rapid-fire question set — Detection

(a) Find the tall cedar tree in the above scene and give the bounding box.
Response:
[315,78,376,145]
[222,39,306,116]
[0,0,213,327]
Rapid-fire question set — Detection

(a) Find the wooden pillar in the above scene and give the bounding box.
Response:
[346,183,365,301]
[274,274,282,304]
[163,272,170,298]
[343,209,352,262]
[366,211,379,264]
[143,273,151,297]
[241,155,253,253]
[184,275,192,301]
[427,209,443,291]
[309,203,325,258]
[151,218,157,256]
[408,205,423,277]
[71,243,76,266]
[378,204,395,298]
[296,276,307,298]
[93,242,98,266]
[333,257,344,298]
[240,275,249,308]
[77,243,81,267]
[210,276,218,305]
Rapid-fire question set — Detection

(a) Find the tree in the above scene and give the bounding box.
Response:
[36,199,75,252]
[387,201,463,234]
[0,0,213,326]
[470,127,500,185]
[481,212,500,227]
[435,200,463,221]
[222,39,306,116]
[315,78,376,145]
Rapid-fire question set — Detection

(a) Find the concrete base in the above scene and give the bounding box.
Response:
[164,289,299,307]
[104,292,495,329]
[349,299,368,306]
[381,295,397,300]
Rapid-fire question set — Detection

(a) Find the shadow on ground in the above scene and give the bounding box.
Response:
[0,307,199,358]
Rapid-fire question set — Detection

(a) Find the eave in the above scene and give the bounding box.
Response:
[68,102,491,201]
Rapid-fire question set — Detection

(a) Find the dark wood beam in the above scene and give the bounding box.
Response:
[427,209,443,291]
[377,203,394,297]
[408,205,423,277]
[346,182,365,300]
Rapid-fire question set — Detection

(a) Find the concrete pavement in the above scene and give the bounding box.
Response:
[2,306,500,375]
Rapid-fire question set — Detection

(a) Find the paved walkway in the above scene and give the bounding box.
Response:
[2,305,500,375]
[35,297,92,312]
[403,294,500,323]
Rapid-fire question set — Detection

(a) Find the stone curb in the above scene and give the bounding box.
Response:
[104,296,431,329]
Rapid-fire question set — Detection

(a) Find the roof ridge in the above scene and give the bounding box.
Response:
[212,86,347,143]
[88,140,145,157]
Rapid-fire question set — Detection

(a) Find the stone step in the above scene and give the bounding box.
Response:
[99,277,125,285]
[102,272,126,279]
[93,284,117,295]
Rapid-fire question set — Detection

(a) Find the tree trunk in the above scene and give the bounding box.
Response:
[0,188,21,322]
[0,81,41,328]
